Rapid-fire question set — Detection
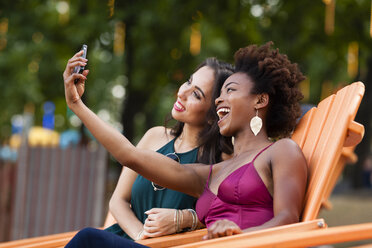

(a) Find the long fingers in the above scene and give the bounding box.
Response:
[143,220,161,234]
[204,220,242,240]
[63,51,88,79]
[63,60,87,78]
[142,230,163,238]
[144,208,161,215]
[65,72,87,85]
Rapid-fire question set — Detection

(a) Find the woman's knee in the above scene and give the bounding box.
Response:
[76,227,101,238]
[66,227,101,247]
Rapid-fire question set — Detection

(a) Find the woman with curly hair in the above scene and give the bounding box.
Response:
[64,42,308,247]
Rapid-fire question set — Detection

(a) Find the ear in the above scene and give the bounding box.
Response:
[255,93,269,109]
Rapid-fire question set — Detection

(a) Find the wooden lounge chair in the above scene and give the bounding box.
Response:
[150,81,365,248]
[177,222,372,248]
[321,145,358,210]
[0,82,365,248]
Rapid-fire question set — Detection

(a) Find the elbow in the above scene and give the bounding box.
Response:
[109,193,125,218]
[285,212,301,225]
[276,210,301,226]
[287,214,300,224]
[109,197,118,216]
[115,145,137,168]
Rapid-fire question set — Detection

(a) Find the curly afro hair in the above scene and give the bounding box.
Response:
[234,41,305,139]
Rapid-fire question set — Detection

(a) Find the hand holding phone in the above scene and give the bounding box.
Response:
[74,44,88,83]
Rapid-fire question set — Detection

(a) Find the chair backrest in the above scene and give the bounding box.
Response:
[291,81,365,221]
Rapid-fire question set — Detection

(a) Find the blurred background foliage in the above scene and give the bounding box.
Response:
[0,0,371,188]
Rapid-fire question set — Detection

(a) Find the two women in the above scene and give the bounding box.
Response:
[64,42,308,247]
[105,58,234,240]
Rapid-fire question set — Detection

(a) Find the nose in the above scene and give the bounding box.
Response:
[177,83,190,100]
[215,96,223,106]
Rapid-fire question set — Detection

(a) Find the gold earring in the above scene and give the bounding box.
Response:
[250,109,262,136]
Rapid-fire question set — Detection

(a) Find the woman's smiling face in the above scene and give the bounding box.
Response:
[215,72,258,137]
[171,66,214,127]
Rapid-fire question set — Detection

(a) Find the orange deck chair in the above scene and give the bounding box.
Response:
[174,222,372,248]
[0,82,365,248]
[152,81,365,248]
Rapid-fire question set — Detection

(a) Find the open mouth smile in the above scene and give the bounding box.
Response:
[174,101,185,112]
[216,107,230,123]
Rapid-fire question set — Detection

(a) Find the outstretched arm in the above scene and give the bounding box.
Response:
[63,52,206,197]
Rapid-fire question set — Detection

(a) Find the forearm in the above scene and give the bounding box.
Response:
[179,209,202,231]
[110,199,143,240]
[68,100,135,165]
[243,211,299,233]
[68,101,204,196]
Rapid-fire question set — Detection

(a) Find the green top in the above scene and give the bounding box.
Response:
[105,138,199,239]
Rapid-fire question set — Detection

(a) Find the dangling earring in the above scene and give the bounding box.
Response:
[250,109,262,136]
[231,136,235,145]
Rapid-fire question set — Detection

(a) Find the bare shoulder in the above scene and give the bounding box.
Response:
[271,138,306,166]
[137,126,174,150]
[272,138,302,154]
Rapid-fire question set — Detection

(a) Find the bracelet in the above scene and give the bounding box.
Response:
[176,209,181,233]
[187,209,197,231]
[174,209,181,233]
[179,209,183,232]
[174,209,178,233]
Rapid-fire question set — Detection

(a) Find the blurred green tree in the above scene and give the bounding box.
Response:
[0,0,371,187]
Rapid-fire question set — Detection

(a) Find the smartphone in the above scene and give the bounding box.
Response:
[73,44,88,83]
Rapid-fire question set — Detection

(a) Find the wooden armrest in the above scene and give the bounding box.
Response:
[173,219,326,248]
[349,243,372,248]
[341,146,358,163]
[12,237,72,248]
[0,226,106,248]
[195,222,372,248]
[137,219,326,248]
[137,229,207,248]
[321,199,333,210]
[344,121,364,147]
[0,231,77,248]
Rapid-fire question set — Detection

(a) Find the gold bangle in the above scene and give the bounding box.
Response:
[174,209,178,233]
[187,209,197,231]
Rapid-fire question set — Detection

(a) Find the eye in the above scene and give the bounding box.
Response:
[186,79,192,85]
[193,91,201,100]
[226,87,235,93]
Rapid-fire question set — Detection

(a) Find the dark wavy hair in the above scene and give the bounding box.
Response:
[234,42,305,138]
[168,58,234,164]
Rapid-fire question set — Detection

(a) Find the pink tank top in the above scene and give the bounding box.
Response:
[195,143,274,229]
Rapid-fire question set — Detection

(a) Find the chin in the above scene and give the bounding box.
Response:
[219,128,232,137]
[171,112,185,124]
[171,109,179,119]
